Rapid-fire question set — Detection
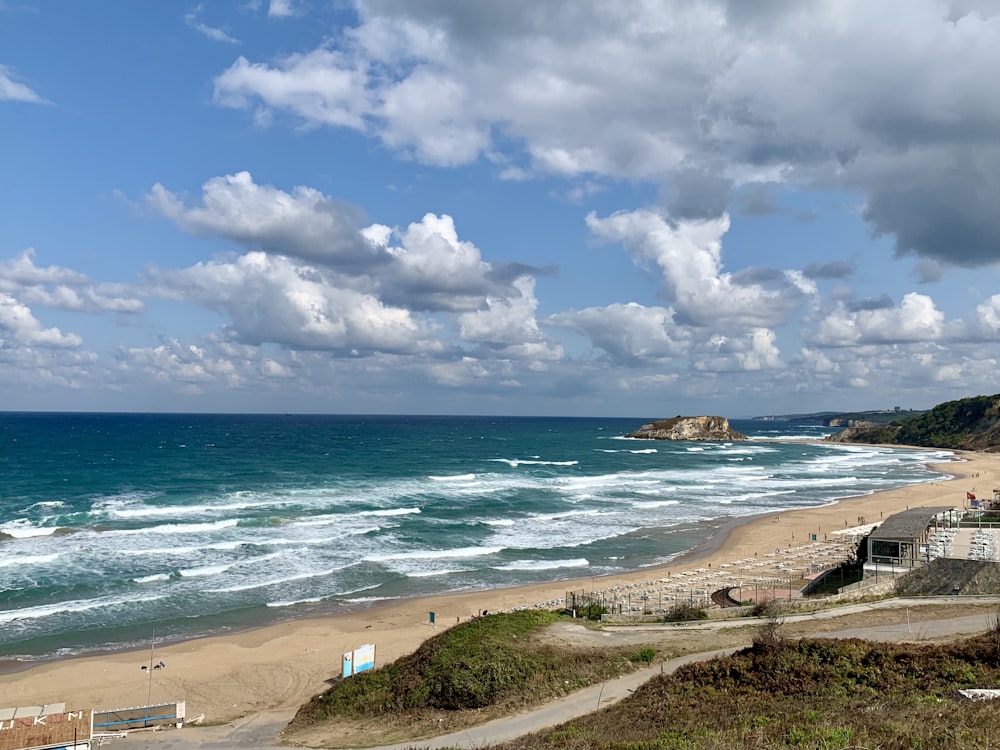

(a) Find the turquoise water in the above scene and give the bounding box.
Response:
[0,413,954,659]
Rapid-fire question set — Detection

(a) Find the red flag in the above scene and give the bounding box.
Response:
[967,491,976,500]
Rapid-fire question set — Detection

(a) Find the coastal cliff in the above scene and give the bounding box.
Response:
[626,416,747,442]
[825,393,1000,451]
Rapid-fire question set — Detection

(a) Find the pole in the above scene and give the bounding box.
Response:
[146,629,155,727]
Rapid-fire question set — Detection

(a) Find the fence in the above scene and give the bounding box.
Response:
[92,702,184,732]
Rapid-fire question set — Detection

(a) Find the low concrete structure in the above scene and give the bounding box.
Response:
[866,506,959,571]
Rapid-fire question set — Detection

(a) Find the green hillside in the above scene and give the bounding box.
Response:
[827,393,1000,451]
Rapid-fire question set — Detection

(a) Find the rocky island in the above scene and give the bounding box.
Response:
[625,416,747,442]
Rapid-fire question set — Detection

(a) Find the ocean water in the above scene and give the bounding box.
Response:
[0,413,955,659]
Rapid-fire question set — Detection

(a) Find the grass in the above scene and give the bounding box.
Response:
[283,610,644,747]
[498,632,1000,749]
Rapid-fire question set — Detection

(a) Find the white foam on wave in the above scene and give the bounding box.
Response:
[629,448,658,454]
[0,520,58,539]
[534,509,607,522]
[366,545,502,563]
[712,489,798,505]
[715,445,779,455]
[755,434,830,441]
[633,499,680,509]
[429,473,476,482]
[27,500,68,511]
[0,552,59,568]
[490,458,579,468]
[634,486,679,496]
[133,573,171,584]
[121,539,250,556]
[0,593,166,624]
[360,508,421,517]
[266,596,324,608]
[492,558,589,571]
[266,535,353,546]
[205,567,338,594]
[341,595,399,604]
[90,491,162,511]
[483,519,515,527]
[686,446,706,452]
[105,495,300,520]
[407,567,469,578]
[179,563,234,578]
[115,519,240,536]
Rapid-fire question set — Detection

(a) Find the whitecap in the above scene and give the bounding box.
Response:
[114,519,240,535]
[0,520,58,539]
[204,568,338,594]
[492,558,589,571]
[366,546,502,562]
[0,593,166,624]
[0,553,59,568]
[489,458,579,468]
[133,573,171,584]
[266,596,324,608]
[179,563,234,578]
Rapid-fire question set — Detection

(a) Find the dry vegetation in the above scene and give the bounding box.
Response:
[500,620,1000,750]
[282,602,1000,749]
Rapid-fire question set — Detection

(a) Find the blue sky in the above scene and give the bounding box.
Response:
[2,0,999,417]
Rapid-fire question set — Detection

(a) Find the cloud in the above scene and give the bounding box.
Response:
[0,64,47,103]
[847,294,895,313]
[912,258,944,284]
[548,302,687,366]
[0,249,144,314]
[185,5,240,44]
[952,295,1000,341]
[802,260,855,280]
[268,0,294,17]
[693,328,782,372]
[586,209,812,329]
[806,292,944,346]
[146,172,381,270]
[661,168,733,220]
[374,213,514,312]
[147,172,540,326]
[0,293,82,348]
[148,251,442,355]
[209,1,1000,266]
[214,50,371,130]
[455,277,563,362]
[147,193,560,373]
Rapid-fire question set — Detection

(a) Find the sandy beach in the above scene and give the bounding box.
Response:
[2,448,997,727]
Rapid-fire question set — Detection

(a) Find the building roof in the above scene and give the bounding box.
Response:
[869,506,957,541]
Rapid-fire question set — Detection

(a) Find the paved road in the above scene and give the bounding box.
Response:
[115,599,1000,750]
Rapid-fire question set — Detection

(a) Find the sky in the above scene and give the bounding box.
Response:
[2,0,1000,418]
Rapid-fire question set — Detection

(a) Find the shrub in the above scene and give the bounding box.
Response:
[751,600,786,653]
[631,647,656,664]
[664,603,708,622]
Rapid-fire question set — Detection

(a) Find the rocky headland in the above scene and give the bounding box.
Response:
[625,416,747,442]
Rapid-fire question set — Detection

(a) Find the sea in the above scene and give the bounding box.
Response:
[0,413,956,661]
